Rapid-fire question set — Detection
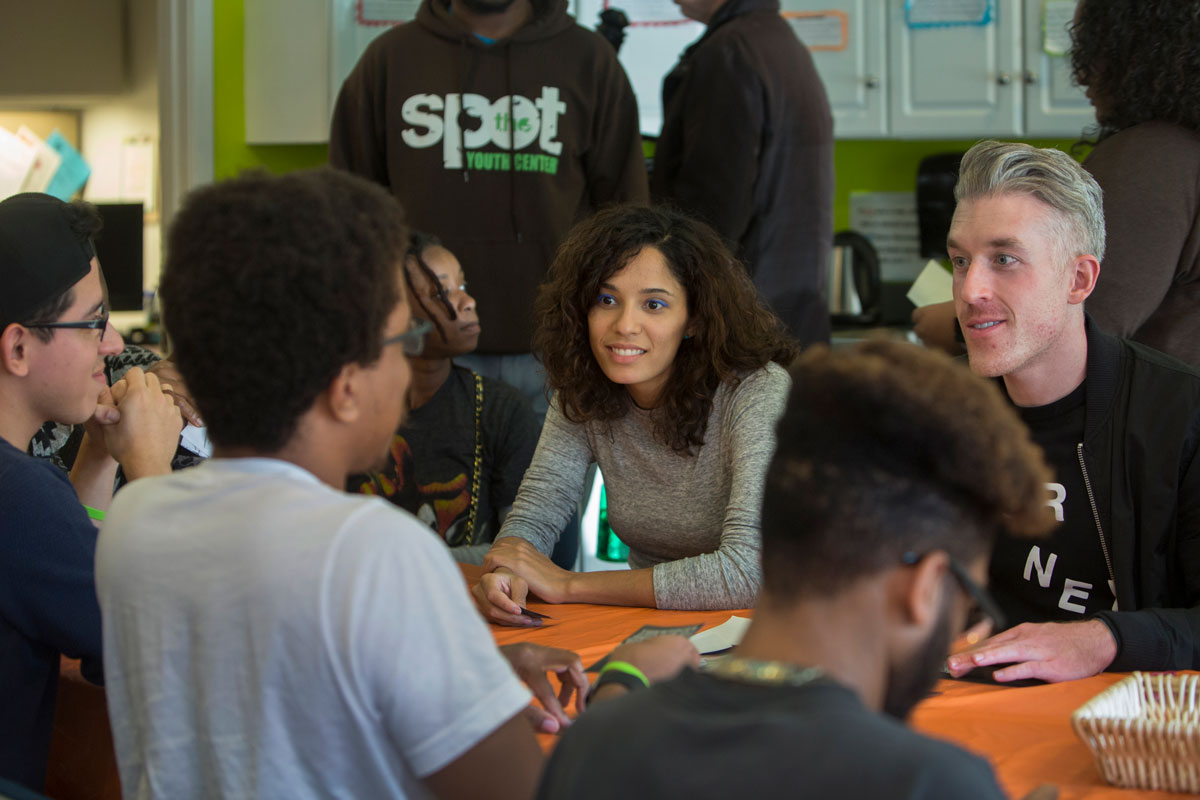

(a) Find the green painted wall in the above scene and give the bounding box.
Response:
[213,0,328,178]
[213,0,1087,224]
[831,137,1087,231]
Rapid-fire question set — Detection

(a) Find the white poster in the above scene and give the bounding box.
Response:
[0,126,37,200]
[905,0,992,27]
[849,191,925,282]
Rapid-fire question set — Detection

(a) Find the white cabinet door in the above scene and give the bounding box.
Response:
[245,0,331,144]
[1021,0,1094,137]
[782,0,887,138]
[888,0,1022,139]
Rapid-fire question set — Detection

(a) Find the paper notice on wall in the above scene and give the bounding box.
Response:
[783,10,848,51]
[905,0,992,27]
[16,126,62,194]
[120,136,156,213]
[0,126,38,200]
[44,131,90,201]
[849,191,925,282]
[357,0,418,24]
[1042,0,1076,56]
[618,0,690,25]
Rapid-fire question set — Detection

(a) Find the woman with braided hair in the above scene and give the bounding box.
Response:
[349,232,540,564]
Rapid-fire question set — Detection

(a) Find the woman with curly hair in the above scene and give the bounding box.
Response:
[1072,0,1200,365]
[472,204,798,624]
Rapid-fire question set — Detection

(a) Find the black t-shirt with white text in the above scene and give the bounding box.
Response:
[991,381,1116,626]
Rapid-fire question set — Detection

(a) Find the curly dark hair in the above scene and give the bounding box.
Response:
[761,340,1054,603]
[160,168,407,452]
[1071,0,1200,140]
[534,204,799,455]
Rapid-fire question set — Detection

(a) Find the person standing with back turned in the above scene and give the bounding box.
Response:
[652,0,834,346]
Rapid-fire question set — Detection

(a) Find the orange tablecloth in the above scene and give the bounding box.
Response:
[45,566,1186,800]
[461,565,1183,800]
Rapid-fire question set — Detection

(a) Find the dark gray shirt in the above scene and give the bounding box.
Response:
[538,669,1007,800]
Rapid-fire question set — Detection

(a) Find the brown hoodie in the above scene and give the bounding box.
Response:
[331,0,648,354]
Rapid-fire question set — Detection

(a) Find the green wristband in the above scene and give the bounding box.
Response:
[84,505,106,522]
[599,660,649,687]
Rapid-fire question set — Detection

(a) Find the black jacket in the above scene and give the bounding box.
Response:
[651,0,834,346]
[1079,320,1200,670]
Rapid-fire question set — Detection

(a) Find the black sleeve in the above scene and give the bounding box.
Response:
[0,464,104,684]
[329,38,391,187]
[660,38,763,244]
[482,379,540,516]
[1096,410,1200,670]
[583,41,649,206]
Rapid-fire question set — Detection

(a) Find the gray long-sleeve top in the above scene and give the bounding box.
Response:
[497,363,790,609]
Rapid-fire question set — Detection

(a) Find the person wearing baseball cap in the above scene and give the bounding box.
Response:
[0,193,182,791]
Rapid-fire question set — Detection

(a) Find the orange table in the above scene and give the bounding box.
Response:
[46,566,1184,800]
[462,565,1182,800]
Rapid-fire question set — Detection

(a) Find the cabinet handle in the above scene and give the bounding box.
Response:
[864,74,879,89]
[1023,70,1038,85]
[997,72,1012,86]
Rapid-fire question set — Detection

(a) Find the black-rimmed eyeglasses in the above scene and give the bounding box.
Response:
[24,309,112,340]
[381,317,433,357]
[900,550,1006,631]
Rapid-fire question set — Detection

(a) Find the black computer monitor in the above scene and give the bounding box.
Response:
[93,203,144,312]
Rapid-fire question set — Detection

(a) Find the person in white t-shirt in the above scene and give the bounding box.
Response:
[95,168,696,799]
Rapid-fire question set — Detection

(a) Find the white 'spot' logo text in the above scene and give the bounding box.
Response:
[401,87,566,174]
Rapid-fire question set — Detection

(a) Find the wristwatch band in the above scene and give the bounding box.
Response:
[586,668,648,704]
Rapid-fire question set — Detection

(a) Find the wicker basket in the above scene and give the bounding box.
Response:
[1071,671,1200,793]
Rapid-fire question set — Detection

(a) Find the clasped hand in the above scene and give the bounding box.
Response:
[88,366,183,478]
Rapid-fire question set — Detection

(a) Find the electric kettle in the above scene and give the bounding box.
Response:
[827,230,882,325]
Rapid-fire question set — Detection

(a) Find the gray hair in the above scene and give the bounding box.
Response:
[955,141,1106,264]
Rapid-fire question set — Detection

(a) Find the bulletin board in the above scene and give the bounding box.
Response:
[0,110,80,149]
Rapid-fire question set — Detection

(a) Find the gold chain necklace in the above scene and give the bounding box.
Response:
[465,371,483,543]
[708,657,825,688]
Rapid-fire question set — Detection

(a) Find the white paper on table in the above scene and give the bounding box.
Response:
[906,259,955,307]
[0,125,38,200]
[689,615,752,654]
[180,424,212,458]
[16,126,62,193]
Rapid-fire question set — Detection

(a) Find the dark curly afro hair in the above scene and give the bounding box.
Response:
[160,168,408,452]
[762,340,1054,602]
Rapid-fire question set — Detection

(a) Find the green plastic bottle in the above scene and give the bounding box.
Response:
[595,485,629,562]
